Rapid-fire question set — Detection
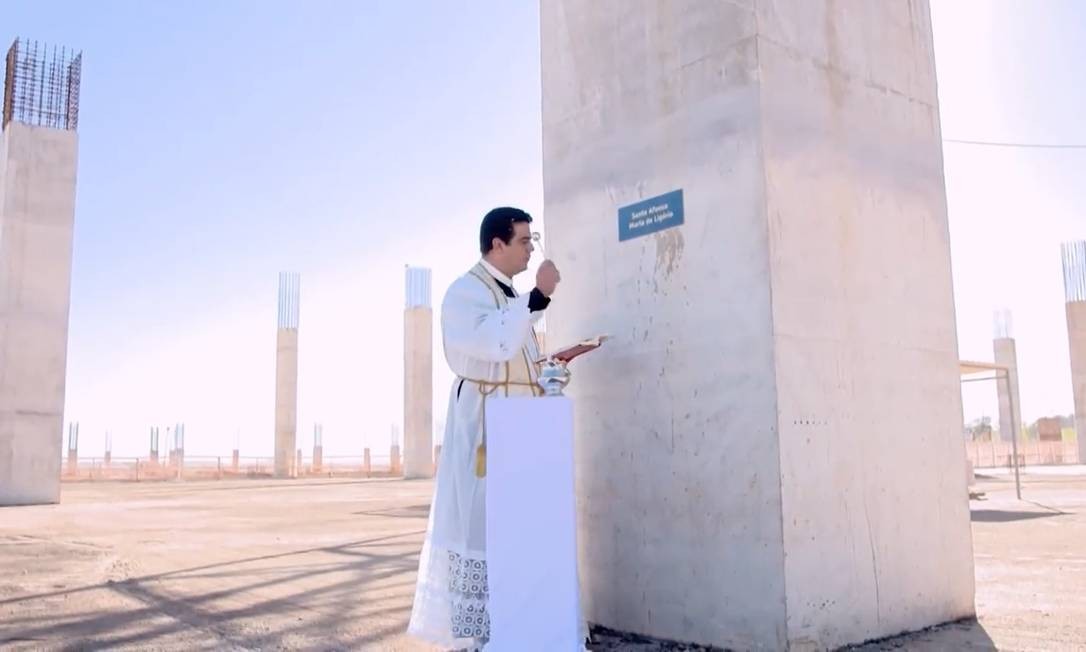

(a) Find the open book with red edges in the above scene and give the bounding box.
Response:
[536,335,609,364]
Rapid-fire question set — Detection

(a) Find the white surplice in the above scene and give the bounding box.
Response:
[407,259,545,650]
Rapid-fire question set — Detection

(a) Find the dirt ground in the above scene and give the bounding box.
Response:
[0,469,1083,651]
[848,467,1086,652]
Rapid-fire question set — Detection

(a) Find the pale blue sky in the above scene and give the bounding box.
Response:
[5,1,1083,456]
[932,1,1086,431]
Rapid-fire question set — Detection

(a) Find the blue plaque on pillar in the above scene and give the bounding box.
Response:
[618,189,684,242]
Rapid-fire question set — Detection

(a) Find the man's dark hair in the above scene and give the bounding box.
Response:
[480,207,533,255]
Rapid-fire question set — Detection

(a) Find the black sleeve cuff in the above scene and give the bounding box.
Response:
[529,288,551,312]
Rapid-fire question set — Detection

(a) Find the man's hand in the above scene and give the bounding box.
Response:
[536,259,561,297]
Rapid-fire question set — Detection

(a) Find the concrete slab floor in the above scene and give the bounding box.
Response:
[0,472,1083,651]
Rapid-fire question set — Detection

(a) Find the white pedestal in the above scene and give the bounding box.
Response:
[486,396,582,651]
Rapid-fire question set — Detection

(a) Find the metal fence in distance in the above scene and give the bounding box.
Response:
[965,439,1079,469]
[61,454,402,482]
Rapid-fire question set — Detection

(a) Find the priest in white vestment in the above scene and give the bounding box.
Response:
[408,207,562,650]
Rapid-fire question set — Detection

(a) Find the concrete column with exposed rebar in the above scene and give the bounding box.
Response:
[275,272,300,478]
[173,423,185,471]
[1061,242,1086,464]
[313,423,323,473]
[403,266,433,479]
[992,310,1022,443]
[0,39,82,505]
[65,423,78,477]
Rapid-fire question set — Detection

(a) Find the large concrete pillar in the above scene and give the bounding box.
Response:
[541,3,974,649]
[390,443,402,476]
[173,422,185,470]
[993,310,1021,443]
[274,272,300,478]
[0,40,82,506]
[65,423,78,477]
[1061,242,1086,464]
[403,266,433,479]
[313,423,323,473]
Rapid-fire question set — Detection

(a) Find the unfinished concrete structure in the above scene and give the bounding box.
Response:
[170,423,185,470]
[403,266,433,479]
[541,2,974,648]
[993,310,1022,443]
[274,272,300,478]
[65,422,78,476]
[0,40,82,506]
[1062,241,1086,464]
[312,423,323,473]
[389,425,402,476]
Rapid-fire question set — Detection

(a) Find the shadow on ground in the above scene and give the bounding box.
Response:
[971,509,1068,523]
[0,530,425,650]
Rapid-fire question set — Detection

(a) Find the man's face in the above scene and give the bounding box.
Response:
[492,222,534,275]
